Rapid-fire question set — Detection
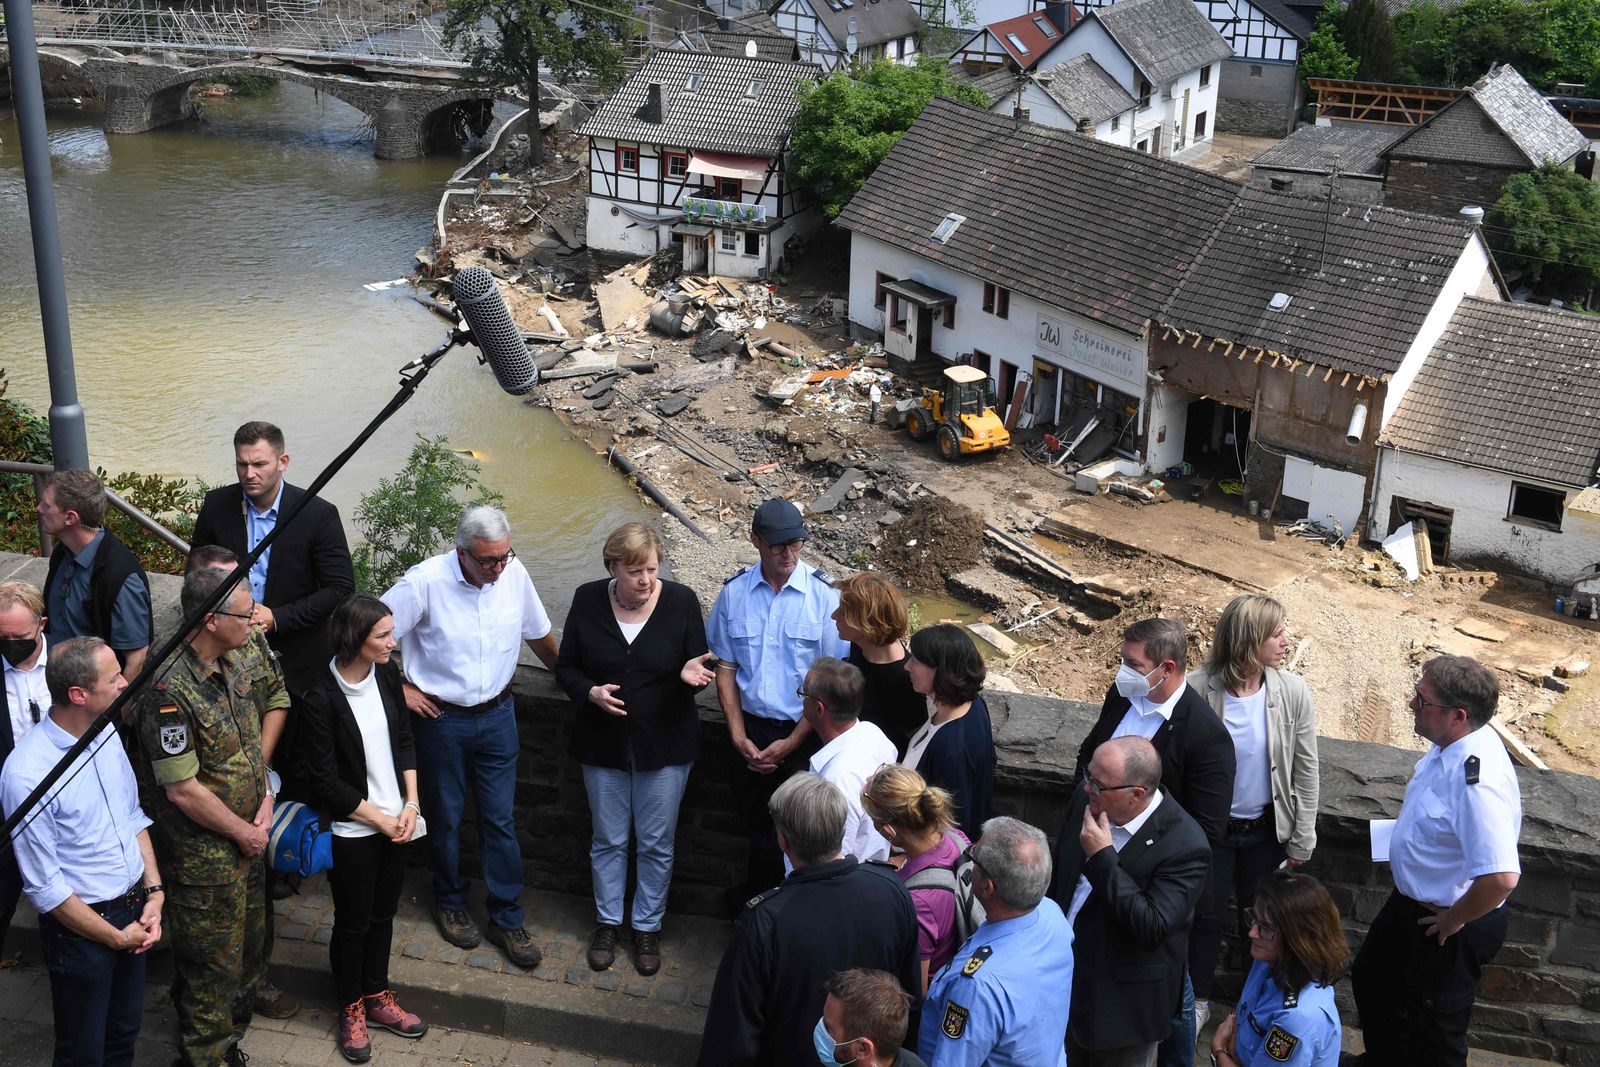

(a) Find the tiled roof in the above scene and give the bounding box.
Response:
[802,0,924,48]
[1250,124,1400,176]
[1251,0,1314,40]
[1091,0,1232,87]
[984,10,1071,68]
[702,13,801,61]
[835,97,1241,336]
[1033,53,1137,125]
[1381,297,1600,486]
[953,65,1025,107]
[1385,64,1588,167]
[1161,187,1479,378]
[576,50,819,156]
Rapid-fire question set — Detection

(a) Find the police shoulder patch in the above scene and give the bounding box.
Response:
[960,945,992,977]
[941,1001,969,1039]
[1264,1025,1300,1062]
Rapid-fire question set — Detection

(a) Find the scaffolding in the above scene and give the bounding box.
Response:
[8,1,470,68]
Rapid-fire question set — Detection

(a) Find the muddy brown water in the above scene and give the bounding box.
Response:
[0,84,649,613]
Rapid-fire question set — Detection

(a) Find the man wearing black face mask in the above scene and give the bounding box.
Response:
[1071,617,1234,1067]
[0,581,52,957]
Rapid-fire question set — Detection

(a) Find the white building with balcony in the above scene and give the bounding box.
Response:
[577,49,822,279]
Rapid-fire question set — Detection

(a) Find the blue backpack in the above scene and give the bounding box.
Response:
[268,800,333,877]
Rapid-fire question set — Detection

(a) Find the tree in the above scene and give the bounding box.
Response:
[1341,0,1396,82]
[1392,0,1458,85]
[351,435,504,593]
[1302,3,1360,86]
[789,58,987,219]
[1487,164,1600,305]
[442,0,636,168]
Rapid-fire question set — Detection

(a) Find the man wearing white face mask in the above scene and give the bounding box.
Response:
[817,969,927,1066]
[1073,618,1235,1067]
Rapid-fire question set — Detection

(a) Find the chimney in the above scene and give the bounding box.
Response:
[1458,204,1484,226]
[1044,1,1071,32]
[1076,116,1093,133]
[637,82,664,124]
[716,16,732,29]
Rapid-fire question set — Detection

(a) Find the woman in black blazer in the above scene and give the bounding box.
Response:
[555,523,716,979]
[300,593,427,1064]
[903,624,995,837]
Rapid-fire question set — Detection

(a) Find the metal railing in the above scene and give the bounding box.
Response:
[7,1,471,69]
[0,460,191,558]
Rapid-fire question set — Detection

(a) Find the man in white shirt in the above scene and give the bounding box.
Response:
[1352,655,1522,1067]
[801,657,897,864]
[2,636,165,1067]
[381,505,558,970]
[0,581,51,957]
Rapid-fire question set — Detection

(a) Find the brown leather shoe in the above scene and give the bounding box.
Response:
[633,929,661,977]
[486,923,542,969]
[587,924,621,971]
[252,979,301,1019]
[433,904,481,949]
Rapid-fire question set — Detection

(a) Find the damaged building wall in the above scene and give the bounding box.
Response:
[1375,450,1600,581]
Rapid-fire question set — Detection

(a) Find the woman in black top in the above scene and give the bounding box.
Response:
[832,572,925,758]
[903,624,995,837]
[299,594,428,1063]
[555,523,716,978]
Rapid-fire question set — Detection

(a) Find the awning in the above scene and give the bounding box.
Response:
[687,151,769,182]
[671,223,714,237]
[881,278,957,308]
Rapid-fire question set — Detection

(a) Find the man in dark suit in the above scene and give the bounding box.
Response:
[1074,617,1234,1065]
[191,421,354,1020]
[1051,737,1211,1067]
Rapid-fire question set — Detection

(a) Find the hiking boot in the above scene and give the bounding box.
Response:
[486,923,542,969]
[433,904,481,949]
[587,924,621,971]
[364,990,428,1039]
[224,1048,251,1067]
[336,1001,371,1064]
[253,979,301,1019]
[633,929,661,977]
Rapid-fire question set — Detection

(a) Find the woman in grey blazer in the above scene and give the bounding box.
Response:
[1187,594,1319,1031]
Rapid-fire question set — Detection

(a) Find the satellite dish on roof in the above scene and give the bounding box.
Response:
[847,15,860,56]
[746,39,759,57]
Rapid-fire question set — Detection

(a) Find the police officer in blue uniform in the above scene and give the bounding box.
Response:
[919,817,1073,1067]
[1351,656,1521,1067]
[1210,870,1347,1067]
[706,499,849,902]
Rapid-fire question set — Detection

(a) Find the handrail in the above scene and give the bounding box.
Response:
[0,460,191,557]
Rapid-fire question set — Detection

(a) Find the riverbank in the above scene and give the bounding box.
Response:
[424,132,1600,775]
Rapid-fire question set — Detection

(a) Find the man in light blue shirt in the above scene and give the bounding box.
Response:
[706,498,848,904]
[920,817,1074,1067]
[1,636,165,1067]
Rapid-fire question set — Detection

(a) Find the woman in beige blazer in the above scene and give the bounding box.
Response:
[1187,593,1320,1031]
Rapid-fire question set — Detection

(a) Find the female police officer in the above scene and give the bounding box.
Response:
[1210,870,1347,1067]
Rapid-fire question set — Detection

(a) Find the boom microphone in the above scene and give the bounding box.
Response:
[451,266,539,395]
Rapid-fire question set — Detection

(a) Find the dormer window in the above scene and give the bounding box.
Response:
[1032,14,1057,37]
[746,79,765,98]
[1137,78,1152,108]
[931,213,966,244]
[684,73,701,93]
[1006,33,1030,55]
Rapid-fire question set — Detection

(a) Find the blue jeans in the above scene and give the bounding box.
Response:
[581,762,692,931]
[38,897,147,1067]
[415,697,525,929]
[1156,971,1197,1067]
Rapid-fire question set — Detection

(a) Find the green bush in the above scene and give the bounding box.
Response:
[351,434,504,593]
[216,74,279,97]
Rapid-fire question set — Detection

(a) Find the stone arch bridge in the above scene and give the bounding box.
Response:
[29,50,499,158]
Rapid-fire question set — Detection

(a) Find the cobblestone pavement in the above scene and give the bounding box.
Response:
[274,867,730,1011]
[0,959,662,1067]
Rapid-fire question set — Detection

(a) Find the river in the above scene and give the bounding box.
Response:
[0,82,649,613]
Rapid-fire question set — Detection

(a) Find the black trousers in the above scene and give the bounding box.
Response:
[1352,889,1507,1067]
[732,714,818,896]
[328,833,409,1006]
[1190,821,1284,998]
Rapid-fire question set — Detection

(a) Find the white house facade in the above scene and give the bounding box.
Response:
[998,53,1137,143]
[771,0,922,71]
[576,50,821,279]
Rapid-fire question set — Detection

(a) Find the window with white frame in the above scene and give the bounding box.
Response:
[719,230,738,252]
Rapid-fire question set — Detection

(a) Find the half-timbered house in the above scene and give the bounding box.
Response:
[949,6,1075,73]
[577,49,821,278]
[770,0,923,71]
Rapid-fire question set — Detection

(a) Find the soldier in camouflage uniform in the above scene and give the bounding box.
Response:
[134,569,271,1067]
[187,544,300,1021]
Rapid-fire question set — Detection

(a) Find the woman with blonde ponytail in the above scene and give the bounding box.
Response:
[862,765,967,993]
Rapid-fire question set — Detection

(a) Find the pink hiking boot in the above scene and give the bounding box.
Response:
[364,989,428,1039]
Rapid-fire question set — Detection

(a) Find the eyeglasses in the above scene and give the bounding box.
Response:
[796,686,817,701]
[213,601,257,621]
[463,547,517,569]
[761,539,804,555]
[1244,907,1278,942]
[1085,775,1140,796]
[1410,687,1456,713]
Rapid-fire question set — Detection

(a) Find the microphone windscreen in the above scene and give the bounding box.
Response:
[451,266,539,395]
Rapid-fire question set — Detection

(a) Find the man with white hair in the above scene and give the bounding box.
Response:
[381,505,558,969]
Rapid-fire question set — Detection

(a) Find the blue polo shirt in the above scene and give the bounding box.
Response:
[705,559,848,722]
[45,529,151,651]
